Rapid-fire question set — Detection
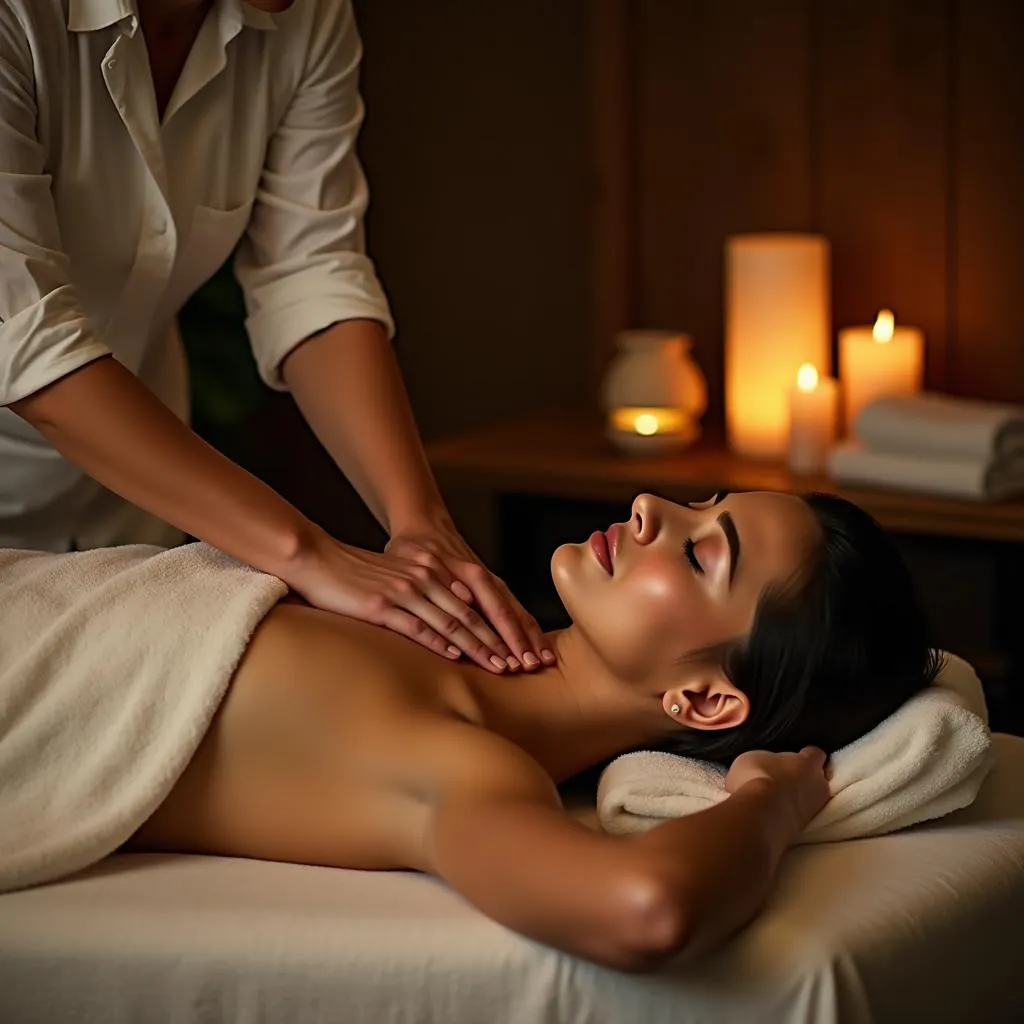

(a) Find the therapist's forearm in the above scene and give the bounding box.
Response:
[11,356,316,572]
[282,319,448,535]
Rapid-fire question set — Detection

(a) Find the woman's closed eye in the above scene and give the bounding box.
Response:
[683,537,704,576]
[684,490,731,512]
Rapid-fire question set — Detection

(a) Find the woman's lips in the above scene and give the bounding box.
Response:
[589,531,612,574]
[605,524,620,568]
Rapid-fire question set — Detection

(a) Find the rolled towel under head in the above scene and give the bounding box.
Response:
[597,652,993,844]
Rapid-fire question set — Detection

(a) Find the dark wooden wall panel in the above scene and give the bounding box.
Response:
[635,0,814,432]
[952,0,1024,403]
[350,0,1024,445]
[588,0,636,395]
[815,0,950,386]
[354,1,592,440]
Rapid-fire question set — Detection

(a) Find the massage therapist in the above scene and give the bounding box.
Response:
[0,0,548,673]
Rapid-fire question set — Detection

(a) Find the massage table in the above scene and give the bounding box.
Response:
[1,733,1022,1024]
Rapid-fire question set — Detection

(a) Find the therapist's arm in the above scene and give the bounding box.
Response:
[0,5,302,568]
[12,357,321,571]
[235,0,548,666]
[282,319,549,668]
[10,358,512,669]
[282,318,446,537]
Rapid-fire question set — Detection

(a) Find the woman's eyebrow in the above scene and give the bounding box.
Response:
[717,511,740,587]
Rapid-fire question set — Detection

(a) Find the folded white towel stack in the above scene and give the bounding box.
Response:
[597,652,993,843]
[829,393,1024,501]
[858,393,1024,462]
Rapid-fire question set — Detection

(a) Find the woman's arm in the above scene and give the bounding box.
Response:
[426,736,824,972]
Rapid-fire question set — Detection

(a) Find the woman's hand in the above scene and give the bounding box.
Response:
[385,519,553,671]
[281,527,540,674]
[725,747,830,842]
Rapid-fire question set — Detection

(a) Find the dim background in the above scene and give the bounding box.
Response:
[182,0,1024,729]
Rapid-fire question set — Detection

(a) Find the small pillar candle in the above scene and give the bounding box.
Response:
[839,309,924,436]
[788,363,838,475]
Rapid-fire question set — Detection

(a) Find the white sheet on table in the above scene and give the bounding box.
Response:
[1,733,1023,1024]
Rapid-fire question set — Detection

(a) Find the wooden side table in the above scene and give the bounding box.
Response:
[426,408,1024,543]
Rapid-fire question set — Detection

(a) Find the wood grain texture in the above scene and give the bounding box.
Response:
[951,0,1024,403]
[353,1,592,439]
[814,0,951,387]
[634,0,815,433]
[588,0,636,399]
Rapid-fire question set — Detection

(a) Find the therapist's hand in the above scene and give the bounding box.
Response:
[286,531,525,673]
[386,520,553,672]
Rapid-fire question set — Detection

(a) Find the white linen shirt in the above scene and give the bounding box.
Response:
[0,0,393,549]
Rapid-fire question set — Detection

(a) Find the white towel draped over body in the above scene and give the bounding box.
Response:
[597,653,994,843]
[829,394,1024,501]
[0,544,287,894]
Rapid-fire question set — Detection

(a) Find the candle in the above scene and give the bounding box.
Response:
[601,330,707,454]
[610,406,689,437]
[839,309,924,436]
[788,363,838,474]
[607,406,699,453]
[725,233,831,458]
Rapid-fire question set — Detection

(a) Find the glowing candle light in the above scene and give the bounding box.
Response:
[610,407,688,439]
[839,309,924,436]
[725,234,831,458]
[788,362,838,475]
[602,331,707,454]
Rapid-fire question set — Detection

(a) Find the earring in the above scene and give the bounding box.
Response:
[670,703,681,715]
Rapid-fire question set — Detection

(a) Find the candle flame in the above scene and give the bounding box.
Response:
[610,407,689,437]
[796,363,819,392]
[634,413,660,436]
[873,309,895,343]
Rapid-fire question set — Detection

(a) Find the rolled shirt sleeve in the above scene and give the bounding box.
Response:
[235,0,395,391]
[0,4,111,408]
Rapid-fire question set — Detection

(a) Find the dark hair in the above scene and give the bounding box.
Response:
[660,493,943,764]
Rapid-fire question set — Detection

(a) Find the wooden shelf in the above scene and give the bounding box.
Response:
[427,408,1024,543]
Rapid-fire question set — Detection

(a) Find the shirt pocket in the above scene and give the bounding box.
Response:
[163,201,255,318]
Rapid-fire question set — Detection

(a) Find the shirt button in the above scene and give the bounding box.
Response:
[106,59,118,70]
[153,217,168,235]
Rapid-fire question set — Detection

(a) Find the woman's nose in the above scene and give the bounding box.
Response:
[630,493,662,544]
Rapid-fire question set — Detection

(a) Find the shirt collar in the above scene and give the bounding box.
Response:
[233,1,277,32]
[67,0,137,33]
[67,1,278,34]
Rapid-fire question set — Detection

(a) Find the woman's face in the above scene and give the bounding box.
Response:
[550,491,819,688]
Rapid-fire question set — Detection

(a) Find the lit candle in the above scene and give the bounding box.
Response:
[725,233,831,458]
[788,363,838,475]
[602,331,707,454]
[838,309,924,436]
[607,406,698,453]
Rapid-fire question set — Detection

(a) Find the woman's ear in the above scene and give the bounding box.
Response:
[662,670,749,731]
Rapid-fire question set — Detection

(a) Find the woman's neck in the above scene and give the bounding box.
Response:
[462,628,670,782]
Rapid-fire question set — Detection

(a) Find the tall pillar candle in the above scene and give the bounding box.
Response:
[839,310,924,436]
[725,234,831,458]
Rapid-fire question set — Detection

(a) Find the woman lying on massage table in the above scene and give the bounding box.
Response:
[1,490,938,972]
